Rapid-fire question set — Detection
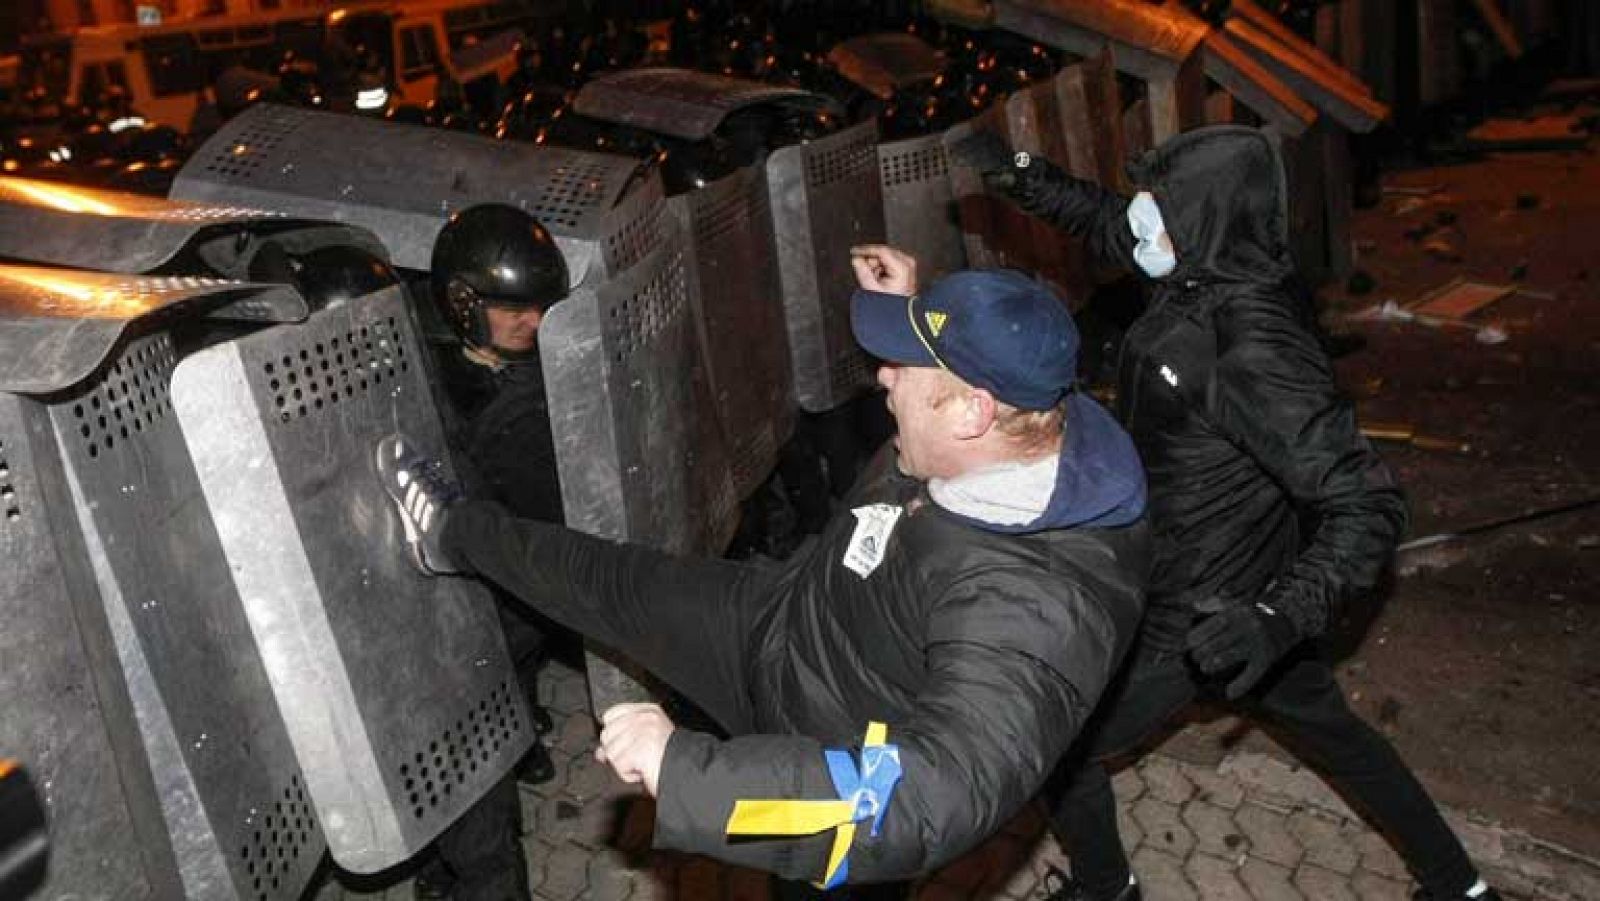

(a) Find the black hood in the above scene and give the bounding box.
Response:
[1129,125,1295,287]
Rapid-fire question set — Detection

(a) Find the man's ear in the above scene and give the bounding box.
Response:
[956,388,999,440]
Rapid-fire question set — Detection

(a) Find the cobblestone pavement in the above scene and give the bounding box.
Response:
[328,659,1599,901]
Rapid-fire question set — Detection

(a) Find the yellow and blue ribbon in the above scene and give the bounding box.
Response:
[724,722,904,889]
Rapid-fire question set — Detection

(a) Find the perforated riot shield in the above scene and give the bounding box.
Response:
[669,164,792,498]
[572,67,836,141]
[766,120,886,413]
[878,134,965,284]
[0,175,387,278]
[169,103,642,280]
[540,190,739,710]
[0,265,325,901]
[169,285,535,873]
[0,389,183,901]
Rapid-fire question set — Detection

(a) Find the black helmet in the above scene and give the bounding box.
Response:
[249,242,398,311]
[429,204,569,350]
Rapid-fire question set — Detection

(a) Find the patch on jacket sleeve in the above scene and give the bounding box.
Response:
[842,503,903,578]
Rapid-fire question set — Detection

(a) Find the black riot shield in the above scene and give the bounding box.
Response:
[169,103,642,280]
[0,265,325,901]
[168,285,535,873]
[669,165,793,499]
[0,175,388,278]
[572,67,837,142]
[879,133,966,284]
[0,389,184,901]
[766,120,887,413]
[540,188,739,711]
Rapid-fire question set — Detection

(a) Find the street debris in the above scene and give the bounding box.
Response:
[1465,114,1592,151]
[1360,420,1472,454]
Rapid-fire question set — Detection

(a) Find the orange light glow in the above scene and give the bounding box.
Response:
[4,179,122,216]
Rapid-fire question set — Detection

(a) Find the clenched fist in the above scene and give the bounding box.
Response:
[595,702,675,797]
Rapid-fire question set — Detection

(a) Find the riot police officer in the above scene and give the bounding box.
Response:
[413,203,572,901]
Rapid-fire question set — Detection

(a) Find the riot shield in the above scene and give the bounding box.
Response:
[540,199,739,711]
[766,120,886,413]
[169,285,535,873]
[572,67,836,141]
[0,389,184,900]
[879,133,965,285]
[0,267,327,901]
[0,175,387,278]
[669,164,793,498]
[169,104,642,280]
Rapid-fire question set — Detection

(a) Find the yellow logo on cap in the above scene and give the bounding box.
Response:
[924,311,947,337]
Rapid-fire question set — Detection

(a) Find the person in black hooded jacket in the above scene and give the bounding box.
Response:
[374,253,1151,888]
[953,125,1500,901]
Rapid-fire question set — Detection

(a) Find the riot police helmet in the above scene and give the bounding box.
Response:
[249,242,398,311]
[429,204,569,352]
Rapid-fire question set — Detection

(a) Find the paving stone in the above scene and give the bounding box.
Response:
[526,793,592,846]
[1141,756,1198,806]
[1179,761,1246,810]
[545,667,591,716]
[1131,796,1196,859]
[1350,868,1414,901]
[585,846,638,901]
[564,748,621,802]
[551,711,598,759]
[1117,801,1146,853]
[537,841,592,900]
[1232,803,1303,869]
[1237,858,1303,901]
[1111,766,1148,804]
[1218,753,1355,820]
[1352,827,1410,880]
[1130,845,1198,901]
[628,857,680,901]
[1182,798,1248,860]
[1290,863,1357,901]
[1285,810,1358,875]
[1185,852,1253,901]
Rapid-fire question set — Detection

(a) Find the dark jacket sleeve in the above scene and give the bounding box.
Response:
[1210,295,1408,637]
[1011,160,1138,272]
[654,578,1108,884]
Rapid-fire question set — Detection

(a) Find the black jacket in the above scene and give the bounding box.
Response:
[1008,125,1406,650]
[436,344,564,524]
[656,418,1149,882]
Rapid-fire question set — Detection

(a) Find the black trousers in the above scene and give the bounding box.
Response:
[1045,645,1478,899]
[430,775,531,901]
[445,499,776,735]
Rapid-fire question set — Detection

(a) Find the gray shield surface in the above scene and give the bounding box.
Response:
[879,133,966,284]
[0,391,184,900]
[766,120,886,413]
[169,103,642,281]
[669,164,793,498]
[0,264,308,394]
[0,175,388,277]
[42,328,325,901]
[572,67,836,141]
[541,212,739,710]
[169,285,534,873]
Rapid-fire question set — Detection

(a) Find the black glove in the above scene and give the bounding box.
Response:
[1185,594,1303,699]
[948,129,1027,193]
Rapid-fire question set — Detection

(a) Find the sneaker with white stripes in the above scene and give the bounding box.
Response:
[374,433,461,575]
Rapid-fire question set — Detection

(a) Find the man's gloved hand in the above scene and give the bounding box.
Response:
[947,129,1016,186]
[1186,594,1303,699]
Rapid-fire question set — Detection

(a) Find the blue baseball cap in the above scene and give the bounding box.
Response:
[850,269,1079,411]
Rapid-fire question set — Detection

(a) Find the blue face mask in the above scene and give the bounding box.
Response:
[1126,191,1177,279]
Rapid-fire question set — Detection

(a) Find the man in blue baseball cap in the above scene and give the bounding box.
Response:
[373,248,1150,891]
